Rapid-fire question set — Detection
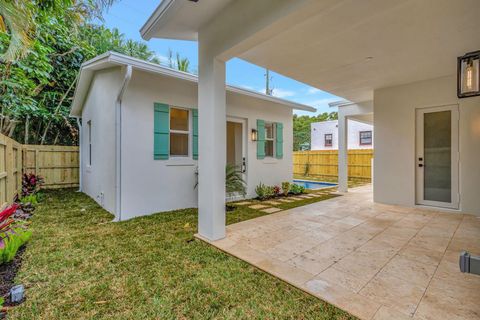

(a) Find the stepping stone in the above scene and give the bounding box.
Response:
[261,207,282,213]
[265,201,281,205]
[298,195,311,199]
[249,204,269,210]
[235,201,252,205]
[277,199,294,203]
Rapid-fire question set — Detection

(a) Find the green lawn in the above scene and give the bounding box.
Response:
[9,189,355,320]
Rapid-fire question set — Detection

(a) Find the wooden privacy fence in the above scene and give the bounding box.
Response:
[293,149,373,180]
[0,133,79,203]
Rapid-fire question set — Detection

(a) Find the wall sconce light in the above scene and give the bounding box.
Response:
[251,129,258,141]
[458,51,480,98]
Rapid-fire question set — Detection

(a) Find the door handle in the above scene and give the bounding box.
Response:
[418,164,424,167]
[242,157,246,173]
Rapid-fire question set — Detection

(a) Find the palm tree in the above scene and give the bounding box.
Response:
[176,53,190,72]
[0,0,116,62]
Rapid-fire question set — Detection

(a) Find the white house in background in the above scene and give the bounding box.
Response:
[69,52,315,221]
[311,119,373,150]
[140,0,480,240]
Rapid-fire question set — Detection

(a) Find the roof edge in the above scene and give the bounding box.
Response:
[70,51,316,117]
[140,0,176,40]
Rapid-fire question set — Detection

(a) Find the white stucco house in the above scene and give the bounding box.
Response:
[139,0,480,240]
[70,52,314,221]
[311,119,373,150]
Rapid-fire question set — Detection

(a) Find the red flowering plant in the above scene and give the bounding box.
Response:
[21,173,44,197]
[273,185,281,197]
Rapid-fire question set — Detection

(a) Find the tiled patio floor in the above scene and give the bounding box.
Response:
[199,185,480,320]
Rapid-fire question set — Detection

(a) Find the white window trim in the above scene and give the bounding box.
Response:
[169,106,191,158]
[264,122,276,158]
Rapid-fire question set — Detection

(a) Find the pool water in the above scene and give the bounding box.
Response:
[293,180,337,190]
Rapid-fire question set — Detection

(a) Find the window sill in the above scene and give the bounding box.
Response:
[262,158,279,164]
[165,158,196,166]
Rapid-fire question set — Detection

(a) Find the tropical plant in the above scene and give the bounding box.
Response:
[281,181,291,196]
[0,1,159,145]
[273,185,281,196]
[21,173,44,196]
[0,225,32,264]
[255,183,268,200]
[290,184,305,195]
[265,186,275,198]
[225,164,246,196]
[176,52,190,72]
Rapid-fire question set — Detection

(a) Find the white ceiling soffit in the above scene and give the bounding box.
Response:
[141,0,234,40]
[239,0,480,102]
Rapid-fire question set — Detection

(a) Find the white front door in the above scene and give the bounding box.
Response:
[415,105,459,209]
[226,117,247,174]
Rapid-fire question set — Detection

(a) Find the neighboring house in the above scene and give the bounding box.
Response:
[311,120,373,150]
[70,52,314,221]
[140,0,480,240]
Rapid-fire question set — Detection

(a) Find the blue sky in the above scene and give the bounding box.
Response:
[100,0,342,115]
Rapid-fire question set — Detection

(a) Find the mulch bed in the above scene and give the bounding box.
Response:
[0,245,26,318]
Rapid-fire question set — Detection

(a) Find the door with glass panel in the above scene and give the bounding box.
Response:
[415,105,459,209]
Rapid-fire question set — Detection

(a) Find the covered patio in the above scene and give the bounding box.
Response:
[200,186,480,320]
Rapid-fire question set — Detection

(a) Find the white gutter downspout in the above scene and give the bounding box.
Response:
[114,65,133,222]
[75,117,83,192]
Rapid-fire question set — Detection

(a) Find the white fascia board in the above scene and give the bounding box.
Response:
[70,51,316,117]
[140,0,176,40]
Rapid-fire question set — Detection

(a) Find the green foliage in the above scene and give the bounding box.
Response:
[0,226,32,264]
[281,181,291,196]
[293,112,338,151]
[290,184,305,195]
[225,164,246,196]
[255,182,268,200]
[0,1,161,145]
[20,194,39,205]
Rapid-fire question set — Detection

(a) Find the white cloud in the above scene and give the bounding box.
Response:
[306,87,321,95]
[257,87,296,98]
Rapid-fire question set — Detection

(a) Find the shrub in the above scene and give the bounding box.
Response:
[22,173,44,197]
[290,184,306,195]
[281,182,291,196]
[255,183,268,200]
[273,185,281,196]
[0,226,32,264]
[265,186,275,198]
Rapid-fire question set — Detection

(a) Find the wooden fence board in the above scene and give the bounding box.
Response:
[293,149,373,180]
[0,134,79,203]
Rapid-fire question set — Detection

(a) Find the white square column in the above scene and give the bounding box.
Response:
[197,43,227,241]
[338,114,348,192]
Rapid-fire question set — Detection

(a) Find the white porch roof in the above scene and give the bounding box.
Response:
[141,0,480,103]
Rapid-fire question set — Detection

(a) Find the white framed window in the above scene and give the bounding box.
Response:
[324,133,333,147]
[169,107,190,157]
[359,130,372,146]
[87,120,92,166]
[264,122,276,157]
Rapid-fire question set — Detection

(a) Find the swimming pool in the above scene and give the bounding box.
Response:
[293,180,337,190]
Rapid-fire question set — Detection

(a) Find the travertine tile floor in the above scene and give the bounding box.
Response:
[199,185,480,320]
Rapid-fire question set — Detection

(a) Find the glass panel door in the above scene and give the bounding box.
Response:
[416,105,459,209]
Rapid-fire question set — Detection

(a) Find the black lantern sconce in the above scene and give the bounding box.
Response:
[251,129,258,141]
[457,51,480,98]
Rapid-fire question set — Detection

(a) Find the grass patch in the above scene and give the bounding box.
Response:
[293,175,370,188]
[9,189,355,320]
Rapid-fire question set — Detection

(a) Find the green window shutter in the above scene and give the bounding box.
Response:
[154,103,169,160]
[276,122,283,159]
[256,119,265,159]
[192,109,198,160]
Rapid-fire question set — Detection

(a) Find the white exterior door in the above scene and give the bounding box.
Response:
[415,105,459,209]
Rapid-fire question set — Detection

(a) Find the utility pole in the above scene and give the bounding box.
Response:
[265,68,273,95]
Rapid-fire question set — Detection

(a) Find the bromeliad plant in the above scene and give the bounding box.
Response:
[281,182,291,196]
[21,173,44,197]
[0,204,32,265]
